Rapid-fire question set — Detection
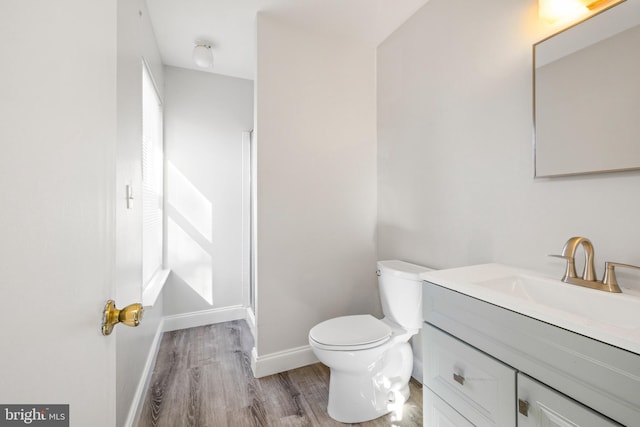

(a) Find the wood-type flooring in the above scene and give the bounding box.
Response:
[137,320,423,427]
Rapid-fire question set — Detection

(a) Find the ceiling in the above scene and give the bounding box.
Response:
[145,0,430,81]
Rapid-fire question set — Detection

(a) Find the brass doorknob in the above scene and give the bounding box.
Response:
[101,300,143,336]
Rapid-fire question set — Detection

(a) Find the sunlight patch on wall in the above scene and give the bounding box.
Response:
[167,218,213,305]
[167,161,212,242]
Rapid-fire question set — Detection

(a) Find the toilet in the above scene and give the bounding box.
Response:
[308,260,432,423]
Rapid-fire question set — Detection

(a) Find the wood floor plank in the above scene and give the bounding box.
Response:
[195,362,226,427]
[286,365,334,427]
[226,405,267,427]
[157,367,190,427]
[261,372,303,418]
[137,320,423,427]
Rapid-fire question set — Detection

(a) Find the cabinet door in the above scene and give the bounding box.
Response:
[424,324,516,426]
[517,374,622,427]
[424,387,475,427]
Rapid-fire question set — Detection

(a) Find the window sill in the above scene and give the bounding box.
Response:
[142,268,170,308]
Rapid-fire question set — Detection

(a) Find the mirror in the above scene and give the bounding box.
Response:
[534,0,640,177]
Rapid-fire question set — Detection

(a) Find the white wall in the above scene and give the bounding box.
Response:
[162,66,254,315]
[379,0,640,375]
[116,1,165,425]
[378,1,640,293]
[254,14,378,368]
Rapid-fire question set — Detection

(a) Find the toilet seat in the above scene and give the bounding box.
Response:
[309,315,392,351]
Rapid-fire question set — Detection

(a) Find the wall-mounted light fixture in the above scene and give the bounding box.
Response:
[538,0,618,24]
[193,41,213,68]
[538,0,587,23]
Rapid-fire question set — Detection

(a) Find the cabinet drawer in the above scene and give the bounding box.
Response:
[423,323,516,427]
[517,374,622,427]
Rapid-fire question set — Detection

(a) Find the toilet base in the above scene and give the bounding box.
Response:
[325,342,414,423]
[327,373,412,423]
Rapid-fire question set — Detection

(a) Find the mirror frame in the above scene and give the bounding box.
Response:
[533,0,640,178]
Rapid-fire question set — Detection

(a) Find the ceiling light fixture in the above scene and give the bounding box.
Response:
[193,41,214,68]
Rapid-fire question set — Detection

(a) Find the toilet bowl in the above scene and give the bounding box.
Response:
[308,260,432,423]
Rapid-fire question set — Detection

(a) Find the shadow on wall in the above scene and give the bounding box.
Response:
[167,161,214,305]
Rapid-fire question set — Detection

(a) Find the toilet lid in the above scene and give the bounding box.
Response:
[309,315,392,348]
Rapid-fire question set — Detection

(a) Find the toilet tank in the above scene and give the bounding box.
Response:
[377,260,433,330]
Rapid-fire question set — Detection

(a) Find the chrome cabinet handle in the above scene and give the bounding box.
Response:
[453,373,465,385]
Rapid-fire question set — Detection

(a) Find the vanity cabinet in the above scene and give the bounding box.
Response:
[422,281,639,426]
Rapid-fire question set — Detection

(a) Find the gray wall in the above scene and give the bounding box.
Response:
[162,66,254,315]
[377,0,640,278]
[255,14,378,358]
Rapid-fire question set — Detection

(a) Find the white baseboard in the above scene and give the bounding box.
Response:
[250,343,422,383]
[412,357,423,385]
[125,317,165,427]
[163,305,248,332]
[162,305,317,379]
[245,307,256,342]
[251,345,318,378]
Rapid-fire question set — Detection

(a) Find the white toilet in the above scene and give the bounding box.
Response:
[308,260,432,423]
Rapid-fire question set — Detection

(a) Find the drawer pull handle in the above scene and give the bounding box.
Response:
[518,399,529,417]
[453,373,465,385]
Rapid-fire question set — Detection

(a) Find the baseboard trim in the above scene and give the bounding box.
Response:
[250,343,422,383]
[125,317,165,427]
[245,307,256,343]
[162,305,317,379]
[163,305,247,332]
[251,344,318,378]
[412,358,423,385]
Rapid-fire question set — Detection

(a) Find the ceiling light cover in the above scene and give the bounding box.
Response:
[193,43,213,68]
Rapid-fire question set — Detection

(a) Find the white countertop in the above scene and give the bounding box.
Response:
[421,263,640,355]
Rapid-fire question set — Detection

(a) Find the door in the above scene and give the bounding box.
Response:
[0,1,119,425]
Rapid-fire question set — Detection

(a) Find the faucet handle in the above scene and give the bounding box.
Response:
[602,262,640,292]
[548,254,570,260]
[548,254,577,282]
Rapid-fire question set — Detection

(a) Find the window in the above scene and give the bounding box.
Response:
[142,62,168,305]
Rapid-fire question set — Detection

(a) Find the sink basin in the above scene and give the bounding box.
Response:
[476,274,640,329]
[421,263,640,354]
